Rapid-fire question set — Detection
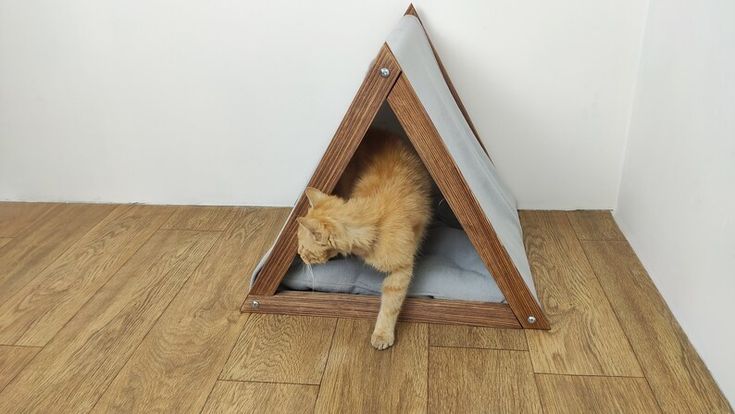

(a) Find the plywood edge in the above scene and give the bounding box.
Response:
[387,73,548,329]
[242,291,521,329]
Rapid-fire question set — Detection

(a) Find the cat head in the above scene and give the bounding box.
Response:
[296,187,343,264]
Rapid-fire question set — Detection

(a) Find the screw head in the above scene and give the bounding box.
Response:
[379,67,390,78]
[251,300,260,309]
[527,315,537,324]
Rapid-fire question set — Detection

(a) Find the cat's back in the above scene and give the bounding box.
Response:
[352,130,432,201]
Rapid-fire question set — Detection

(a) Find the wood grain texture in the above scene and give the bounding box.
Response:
[315,319,427,413]
[0,238,12,249]
[520,211,642,376]
[0,203,116,308]
[221,314,336,384]
[583,240,732,413]
[202,381,319,414]
[0,204,176,346]
[567,210,624,241]
[430,324,527,350]
[388,74,546,329]
[403,4,490,157]
[249,44,401,296]
[0,205,728,413]
[161,205,239,231]
[93,208,288,414]
[0,202,54,237]
[0,230,218,414]
[245,291,521,328]
[0,345,40,392]
[536,374,661,414]
[429,347,542,413]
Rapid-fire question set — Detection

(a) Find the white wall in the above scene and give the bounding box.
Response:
[615,0,735,402]
[0,0,647,208]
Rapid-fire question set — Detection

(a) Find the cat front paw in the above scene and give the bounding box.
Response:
[370,329,395,350]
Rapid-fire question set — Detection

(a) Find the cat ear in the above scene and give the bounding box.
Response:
[297,217,323,240]
[304,187,328,207]
[296,216,311,230]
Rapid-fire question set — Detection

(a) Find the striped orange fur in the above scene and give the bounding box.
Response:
[296,129,433,349]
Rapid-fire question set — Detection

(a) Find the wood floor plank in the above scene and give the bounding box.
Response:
[520,211,642,376]
[0,238,12,249]
[201,381,319,414]
[162,205,239,231]
[430,324,527,350]
[221,314,336,385]
[0,202,54,237]
[0,229,218,414]
[0,345,40,392]
[1,205,724,413]
[0,204,176,346]
[583,241,732,413]
[536,374,661,413]
[0,203,116,308]
[314,319,427,413]
[429,347,542,413]
[93,208,289,414]
[567,210,625,241]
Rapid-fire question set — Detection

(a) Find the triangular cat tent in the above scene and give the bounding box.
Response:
[243,5,549,330]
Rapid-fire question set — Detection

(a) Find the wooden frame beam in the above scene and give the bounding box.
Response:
[245,291,521,328]
[387,74,548,329]
[248,44,401,296]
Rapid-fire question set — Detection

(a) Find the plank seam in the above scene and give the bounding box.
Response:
[312,318,340,409]
[0,348,39,394]
[425,326,430,413]
[0,207,133,394]
[1,203,57,238]
[0,344,41,350]
[1,205,127,323]
[533,373,548,414]
[22,205,164,347]
[158,228,228,233]
[196,211,282,414]
[575,234,663,412]
[534,372,647,380]
[429,344,528,352]
[89,228,223,413]
[213,210,292,385]
[214,378,322,387]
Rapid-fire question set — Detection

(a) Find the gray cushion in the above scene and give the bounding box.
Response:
[281,221,504,303]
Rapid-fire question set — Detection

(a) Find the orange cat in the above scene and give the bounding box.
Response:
[297,129,433,349]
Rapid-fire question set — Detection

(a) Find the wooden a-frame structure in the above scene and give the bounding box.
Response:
[242,5,549,330]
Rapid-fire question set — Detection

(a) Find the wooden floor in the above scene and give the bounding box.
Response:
[0,203,730,413]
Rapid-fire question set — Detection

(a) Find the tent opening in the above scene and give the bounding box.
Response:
[278,103,507,303]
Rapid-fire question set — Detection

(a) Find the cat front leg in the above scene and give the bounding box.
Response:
[371,264,413,350]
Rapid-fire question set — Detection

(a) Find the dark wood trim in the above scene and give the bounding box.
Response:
[247,44,401,296]
[404,4,491,158]
[243,291,521,328]
[387,73,548,329]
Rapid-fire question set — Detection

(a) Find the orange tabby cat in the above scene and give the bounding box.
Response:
[296,129,432,350]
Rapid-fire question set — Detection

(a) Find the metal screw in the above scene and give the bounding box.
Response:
[527,316,537,324]
[379,67,390,78]
[251,300,260,309]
